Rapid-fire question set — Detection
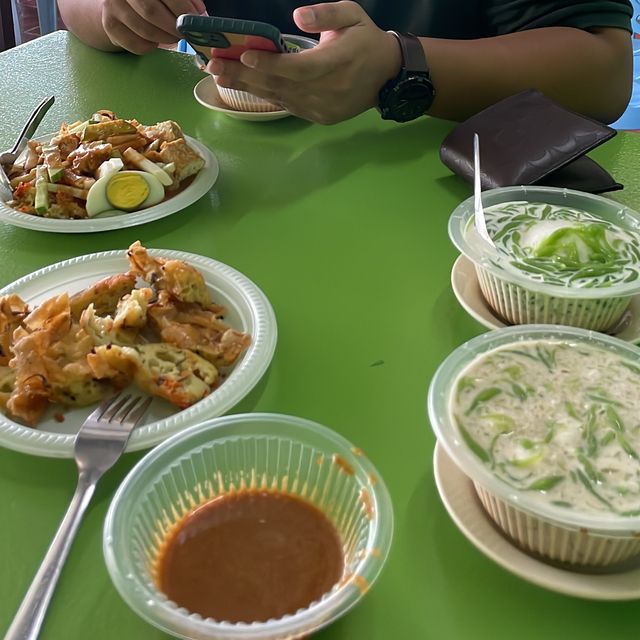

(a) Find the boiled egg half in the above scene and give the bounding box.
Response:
[86,170,165,217]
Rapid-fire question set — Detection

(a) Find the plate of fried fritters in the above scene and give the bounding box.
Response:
[0,241,277,457]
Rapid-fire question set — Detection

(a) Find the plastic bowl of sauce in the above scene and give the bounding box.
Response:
[448,186,640,331]
[103,413,393,639]
[429,324,640,570]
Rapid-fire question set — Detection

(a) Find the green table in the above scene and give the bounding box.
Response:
[1,31,640,640]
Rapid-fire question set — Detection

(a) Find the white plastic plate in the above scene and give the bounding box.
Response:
[194,76,290,121]
[0,248,277,457]
[0,135,219,233]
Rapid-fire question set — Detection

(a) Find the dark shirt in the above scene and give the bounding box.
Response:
[203,0,633,38]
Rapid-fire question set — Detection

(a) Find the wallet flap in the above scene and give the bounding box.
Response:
[537,155,623,194]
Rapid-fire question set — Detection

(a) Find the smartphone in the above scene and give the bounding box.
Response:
[176,15,290,67]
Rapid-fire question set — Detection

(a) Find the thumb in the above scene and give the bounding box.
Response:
[293,1,366,33]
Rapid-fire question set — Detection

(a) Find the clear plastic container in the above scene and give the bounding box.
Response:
[448,186,640,331]
[428,325,640,568]
[215,35,318,113]
[104,413,393,640]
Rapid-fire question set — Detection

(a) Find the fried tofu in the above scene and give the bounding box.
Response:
[159,139,205,183]
[144,120,184,143]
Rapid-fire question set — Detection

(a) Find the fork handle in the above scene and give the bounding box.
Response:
[4,473,99,640]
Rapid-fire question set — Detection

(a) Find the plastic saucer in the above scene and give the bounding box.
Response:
[433,442,640,601]
[194,76,290,122]
[451,254,640,343]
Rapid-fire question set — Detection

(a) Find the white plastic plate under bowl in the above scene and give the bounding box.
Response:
[194,76,290,122]
[433,442,640,601]
[451,254,640,343]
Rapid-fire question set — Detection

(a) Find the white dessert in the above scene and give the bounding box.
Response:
[450,339,640,517]
[481,201,640,288]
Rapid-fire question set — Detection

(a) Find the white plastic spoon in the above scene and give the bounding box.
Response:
[473,133,494,247]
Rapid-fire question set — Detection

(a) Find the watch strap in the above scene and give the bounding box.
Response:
[377,31,435,122]
[388,31,429,74]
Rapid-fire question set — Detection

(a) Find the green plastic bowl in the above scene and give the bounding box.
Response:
[103,413,393,640]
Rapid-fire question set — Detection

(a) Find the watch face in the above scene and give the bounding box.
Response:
[392,77,435,121]
[379,74,435,123]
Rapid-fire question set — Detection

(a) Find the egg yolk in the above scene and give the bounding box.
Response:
[106,174,150,211]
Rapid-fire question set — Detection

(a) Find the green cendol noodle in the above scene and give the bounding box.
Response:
[482,201,640,288]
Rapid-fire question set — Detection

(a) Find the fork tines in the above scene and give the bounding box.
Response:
[83,393,152,432]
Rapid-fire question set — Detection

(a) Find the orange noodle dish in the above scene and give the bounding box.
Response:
[4,111,205,219]
[0,242,251,426]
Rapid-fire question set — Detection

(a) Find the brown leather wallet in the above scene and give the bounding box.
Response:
[440,89,622,194]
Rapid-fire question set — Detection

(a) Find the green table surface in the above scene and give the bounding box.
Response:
[1,31,640,640]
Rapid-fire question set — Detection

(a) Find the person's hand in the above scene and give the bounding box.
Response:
[101,0,206,54]
[207,1,402,124]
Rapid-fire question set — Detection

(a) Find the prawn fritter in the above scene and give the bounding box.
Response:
[148,291,250,367]
[7,295,68,425]
[8,294,107,425]
[0,366,16,412]
[80,288,153,346]
[69,272,137,320]
[127,241,210,306]
[6,336,49,425]
[0,294,29,365]
[88,343,218,409]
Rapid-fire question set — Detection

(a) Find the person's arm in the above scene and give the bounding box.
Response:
[209,1,632,124]
[425,27,632,124]
[58,0,206,54]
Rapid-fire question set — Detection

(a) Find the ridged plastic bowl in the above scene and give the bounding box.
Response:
[215,35,317,113]
[448,186,640,331]
[428,325,640,569]
[104,413,393,640]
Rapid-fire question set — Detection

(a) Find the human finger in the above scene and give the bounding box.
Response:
[240,47,336,81]
[160,0,206,17]
[103,16,158,54]
[212,67,343,124]
[126,0,181,39]
[210,58,295,96]
[293,1,366,33]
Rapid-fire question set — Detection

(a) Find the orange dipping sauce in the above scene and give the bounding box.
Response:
[156,491,344,623]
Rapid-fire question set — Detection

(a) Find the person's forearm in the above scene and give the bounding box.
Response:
[58,0,119,51]
[421,27,632,123]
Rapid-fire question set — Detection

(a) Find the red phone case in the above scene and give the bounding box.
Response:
[212,33,281,60]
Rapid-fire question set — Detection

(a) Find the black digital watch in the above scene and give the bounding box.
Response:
[378,32,436,123]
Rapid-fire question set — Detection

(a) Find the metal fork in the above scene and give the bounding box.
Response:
[0,96,55,202]
[4,394,152,640]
